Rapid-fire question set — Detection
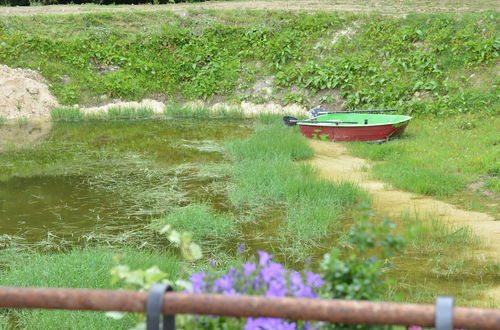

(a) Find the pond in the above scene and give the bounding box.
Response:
[0,119,252,245]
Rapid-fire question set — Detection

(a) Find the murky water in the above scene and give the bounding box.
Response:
[0,119,251,244]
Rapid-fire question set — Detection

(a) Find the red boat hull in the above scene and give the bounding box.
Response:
[298,123,409,142]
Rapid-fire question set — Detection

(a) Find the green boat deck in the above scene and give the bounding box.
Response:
[307,113,412,127]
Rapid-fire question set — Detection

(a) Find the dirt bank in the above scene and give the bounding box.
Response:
[0,0,496,17]
[0,65,59,120]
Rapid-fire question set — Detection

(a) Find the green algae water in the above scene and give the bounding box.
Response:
[0,119,251,244]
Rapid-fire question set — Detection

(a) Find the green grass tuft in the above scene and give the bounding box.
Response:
[227,124,314,162]
[106,106,154,120]
[51,106,84,122]
[151,203,236,244]
[347,115,500,208]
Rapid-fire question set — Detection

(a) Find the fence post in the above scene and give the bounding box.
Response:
[146,284,175,330]
[435,296,453,330]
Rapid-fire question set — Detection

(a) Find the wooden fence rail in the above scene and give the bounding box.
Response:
[0,287,499,329]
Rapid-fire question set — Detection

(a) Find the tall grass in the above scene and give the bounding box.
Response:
[51,106,155,121]
[401,212,481,254]
[226,123,366,260]
[106,106,154,120]
[0,248,180,329]
[385,211,498,307]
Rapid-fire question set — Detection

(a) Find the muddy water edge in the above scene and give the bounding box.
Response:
[309,139,499,307]
[0,119,252,245]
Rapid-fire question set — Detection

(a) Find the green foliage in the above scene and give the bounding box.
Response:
[0,116,6,125]
[108,225,202,327]
[0,12,497,115]
[321,215,406,301]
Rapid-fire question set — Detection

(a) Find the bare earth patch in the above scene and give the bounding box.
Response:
[0,0,498,17]
[0,65,59,120]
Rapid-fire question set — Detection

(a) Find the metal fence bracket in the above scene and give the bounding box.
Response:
[435,296,453,330]
[146,283,175,330]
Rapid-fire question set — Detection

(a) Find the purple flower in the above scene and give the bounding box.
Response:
[187,251,325,328]
[305,271,325,289]
[260,262,285,283]
[290,271,303,288]
[245,317,296,330]
[239,243,246,254]
[289,271,315,298]
[243,262,257,277]
[258,250,273,266]
[213,274,234,294]
[189,272,206,294]
[265,278,287,297]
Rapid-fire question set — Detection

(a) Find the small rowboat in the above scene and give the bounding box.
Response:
[283,108,412,142]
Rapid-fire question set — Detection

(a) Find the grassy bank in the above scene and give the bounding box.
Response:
[346,114,499,215]
[0,248,180,329]
[0,11,498,115]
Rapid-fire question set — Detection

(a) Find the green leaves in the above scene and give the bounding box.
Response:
[161,225,203,262]
[320,213,406,301]
[110,264,170,291]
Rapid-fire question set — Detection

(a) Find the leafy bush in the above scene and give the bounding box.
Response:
[321,215,406,301]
